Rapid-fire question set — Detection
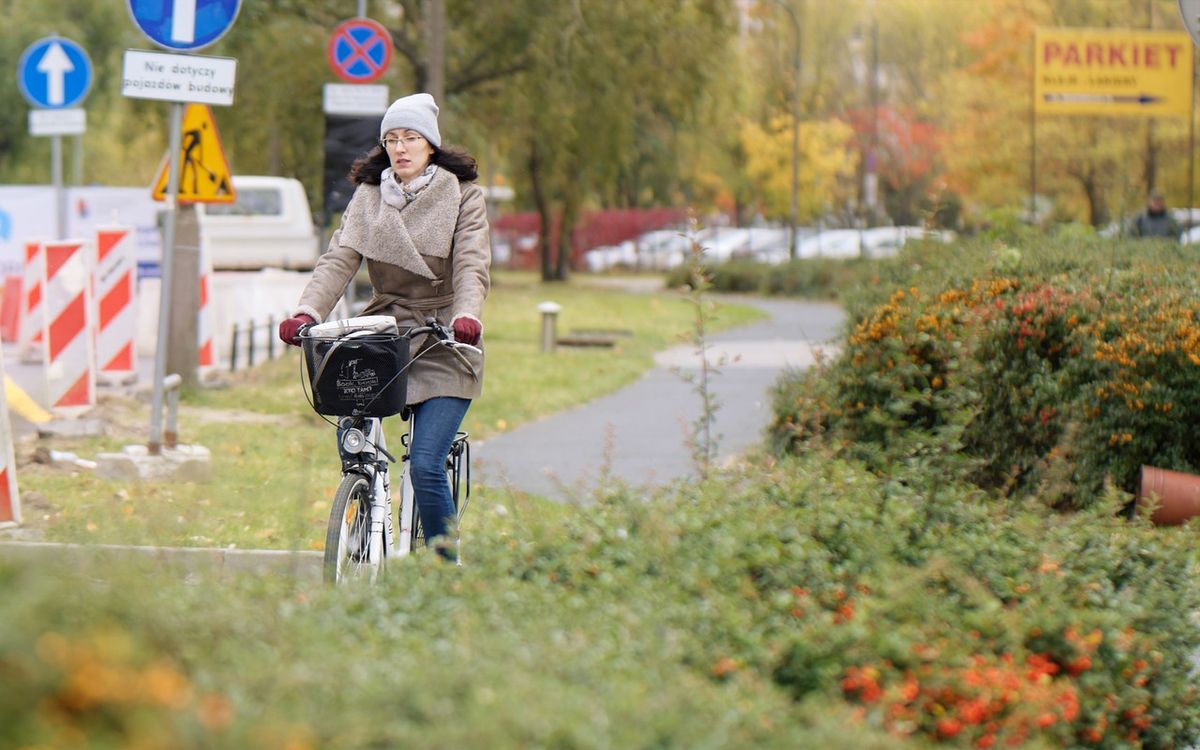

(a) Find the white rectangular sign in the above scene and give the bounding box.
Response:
[121,49,237,106]
[323,83,389,116]
[29,108,86,136]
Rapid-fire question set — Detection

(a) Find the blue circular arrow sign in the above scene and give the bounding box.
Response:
[127,0,242,51]
[18,36,93,109]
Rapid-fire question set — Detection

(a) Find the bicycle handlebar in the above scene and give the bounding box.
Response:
[298,316,481,379]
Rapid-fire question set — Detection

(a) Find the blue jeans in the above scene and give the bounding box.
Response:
[409,397,470,558]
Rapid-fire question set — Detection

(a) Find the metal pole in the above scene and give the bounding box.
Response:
[229,324,239,373]
[789,8,800,260]
[72,134,83,186]
[248,318,256,367]
[357,0,366,16]
[52,135,65,239]
[774,1,801,260]
[149,102,185,455]
[1029,36,1037,225]
[1190,44,1196,221]
[867,5,879,226]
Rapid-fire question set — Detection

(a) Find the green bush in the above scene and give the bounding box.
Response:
[772,237,1200,505]
[666,257,875,299]
[3,453,1196,748]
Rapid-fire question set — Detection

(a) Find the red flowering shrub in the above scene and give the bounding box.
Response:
[772,239,1200,506]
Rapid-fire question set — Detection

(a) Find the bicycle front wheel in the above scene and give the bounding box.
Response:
[324,473,377,584]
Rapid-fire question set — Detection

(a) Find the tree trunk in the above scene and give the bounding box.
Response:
[555,186,579,281]
[529,141,555,281]
[1075,170,1109,227]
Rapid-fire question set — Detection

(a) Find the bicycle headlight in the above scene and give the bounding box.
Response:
[341,427,367,454]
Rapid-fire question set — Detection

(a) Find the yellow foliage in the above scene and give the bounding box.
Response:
[738,116,858,220]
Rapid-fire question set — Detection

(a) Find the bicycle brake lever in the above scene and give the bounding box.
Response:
[445,341,481,381]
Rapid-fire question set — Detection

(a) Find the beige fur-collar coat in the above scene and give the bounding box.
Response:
[293,167,491,404]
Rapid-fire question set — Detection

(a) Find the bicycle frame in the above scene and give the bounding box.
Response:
[308,317,479,583]
[335,411,469,573]
[336,415,396,580]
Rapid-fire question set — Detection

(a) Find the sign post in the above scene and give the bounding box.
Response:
[323,17,392,221]
[1180,0,1200,242]
[124,0,240,454]
[17,36,93,240]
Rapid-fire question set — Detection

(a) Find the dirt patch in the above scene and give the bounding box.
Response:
[179,406,307,427]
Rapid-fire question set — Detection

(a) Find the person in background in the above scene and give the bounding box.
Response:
[278,92,491,561]
[1129,190,1182,241]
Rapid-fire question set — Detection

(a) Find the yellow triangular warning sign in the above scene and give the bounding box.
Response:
[151,104,237,204]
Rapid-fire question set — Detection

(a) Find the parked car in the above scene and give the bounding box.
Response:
[197,176,320,270]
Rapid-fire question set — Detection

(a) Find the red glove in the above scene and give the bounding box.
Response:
[452,316,482,346]
[279,314,315,346]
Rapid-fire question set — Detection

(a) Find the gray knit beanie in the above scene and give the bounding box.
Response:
[379,93,441,147]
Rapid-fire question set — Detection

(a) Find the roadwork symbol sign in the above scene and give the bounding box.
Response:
[151,103,236,203]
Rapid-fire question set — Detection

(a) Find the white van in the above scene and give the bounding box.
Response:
[197,175,320,270]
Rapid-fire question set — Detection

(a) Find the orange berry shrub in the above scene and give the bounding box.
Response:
[762,465,1200,748]
[764,239,1200,745]
[1065,272,1200,500]
[771,239,1200,504]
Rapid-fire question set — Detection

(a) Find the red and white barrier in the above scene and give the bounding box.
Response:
[0,354,22,528]
[0,275,21,343]
[198,237,214,369]
[43,239,96,415]
[94,226,138,383]
[19,241,45,364]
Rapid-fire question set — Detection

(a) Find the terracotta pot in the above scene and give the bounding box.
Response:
[1136,465,1200,526]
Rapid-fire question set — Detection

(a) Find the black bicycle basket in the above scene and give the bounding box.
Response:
[302,332,410,417]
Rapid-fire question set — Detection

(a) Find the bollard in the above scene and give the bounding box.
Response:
[247,319,256,368]
[229,324,240,373]
[148,373,183,454]
[538,301,562,353]
[163,373,183,449]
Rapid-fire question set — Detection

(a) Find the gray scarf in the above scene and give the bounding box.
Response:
[380,165,438,210]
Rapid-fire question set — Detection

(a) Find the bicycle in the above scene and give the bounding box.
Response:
[297,315,479,584]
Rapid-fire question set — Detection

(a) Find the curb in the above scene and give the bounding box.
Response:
[0,541,322,582]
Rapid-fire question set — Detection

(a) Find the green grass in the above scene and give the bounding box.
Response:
[0,458,943,749]
[14,271,763,550]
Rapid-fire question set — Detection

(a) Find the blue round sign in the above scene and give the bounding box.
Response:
[327,18,393,83]
[127,0,241,51]
[18,36,93,109]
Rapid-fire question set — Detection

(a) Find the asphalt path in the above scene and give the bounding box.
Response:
[473,296,845,502]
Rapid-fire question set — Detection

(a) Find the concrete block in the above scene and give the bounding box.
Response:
[37,418,105,439]
[95,443,212,482]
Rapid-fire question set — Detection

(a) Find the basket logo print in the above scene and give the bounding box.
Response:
[336,357,380,398]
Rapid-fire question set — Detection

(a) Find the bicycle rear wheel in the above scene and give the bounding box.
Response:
[324,473,376,584]
[408,433,470,551]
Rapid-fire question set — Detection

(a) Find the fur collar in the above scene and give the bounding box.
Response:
[337,168,463,279]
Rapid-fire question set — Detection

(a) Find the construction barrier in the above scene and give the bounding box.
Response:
[94,226,138,383]
[198,236,214,369]
[0,275,20,343]
[0,356,21,528]
[43,239,96,415]
[19,240,45,364]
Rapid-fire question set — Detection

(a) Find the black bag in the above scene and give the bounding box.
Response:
[302,332,410,417]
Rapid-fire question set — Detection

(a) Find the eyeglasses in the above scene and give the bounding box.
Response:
[380,135,425,150]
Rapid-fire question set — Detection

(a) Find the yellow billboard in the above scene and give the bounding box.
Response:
[1034,28,1193,118]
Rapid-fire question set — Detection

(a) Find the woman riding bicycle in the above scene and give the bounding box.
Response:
[279,92,490,561]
